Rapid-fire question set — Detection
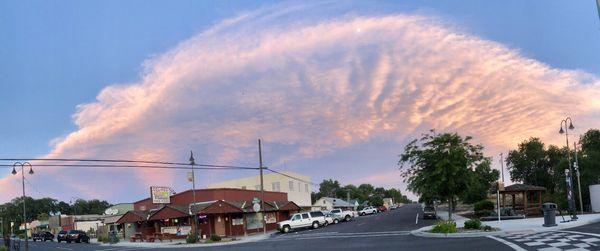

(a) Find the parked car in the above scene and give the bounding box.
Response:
[389,204,399,210]
[66,230,90,243]
[358,206,378,216]
[329,209,357,222]
[32,231,54,242]
[56,230,68,243]
[277,211,328,233]
[378,206,387,212]
[324,213,334,225]
[422,205,437,219]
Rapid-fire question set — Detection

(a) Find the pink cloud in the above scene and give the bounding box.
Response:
[1,5,598,203]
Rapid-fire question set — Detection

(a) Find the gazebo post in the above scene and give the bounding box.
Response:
[511,194,516,210]
[523,191,528,216]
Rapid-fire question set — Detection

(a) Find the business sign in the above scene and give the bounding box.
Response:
[150,186,171,204]
[161,226,191,236]
[104,208,119,215]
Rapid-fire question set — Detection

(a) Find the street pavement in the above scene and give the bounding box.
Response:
[489,221,600,250]
[23,204,600,251]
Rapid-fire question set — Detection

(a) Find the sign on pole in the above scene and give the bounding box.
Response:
[150,186,171,204]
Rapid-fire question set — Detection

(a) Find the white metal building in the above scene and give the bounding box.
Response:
[208,171,312,208]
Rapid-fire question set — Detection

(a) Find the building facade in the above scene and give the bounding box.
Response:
[311,197,356,211]
[208,171,312,208]
[116,188,301,239]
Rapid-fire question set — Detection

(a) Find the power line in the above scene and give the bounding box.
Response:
[265,167,319,186]
[0,163,258,170]
[0,158,256,169]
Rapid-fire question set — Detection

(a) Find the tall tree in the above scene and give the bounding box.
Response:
[399,132,496,220]
[506,138,560,193]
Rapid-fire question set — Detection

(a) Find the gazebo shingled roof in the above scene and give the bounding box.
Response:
[503,184,546,192]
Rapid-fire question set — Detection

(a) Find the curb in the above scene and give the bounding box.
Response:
[410,216,600,238]
[97,233,272,248]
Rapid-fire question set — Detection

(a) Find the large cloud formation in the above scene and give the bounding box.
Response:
[1,4,599,203]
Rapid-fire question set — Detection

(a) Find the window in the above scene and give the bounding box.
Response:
[310,211,324,217]
[301,213,309,219]
[305,184,309,193]
[254,185,261,190]
[271,182,280,192]
[289,181,294,191]
[298,182,301,192]
[241,186,246,190]
[291,214,301,221]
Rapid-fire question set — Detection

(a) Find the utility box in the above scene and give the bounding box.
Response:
[542,203,557,227]
[590,185,600,213]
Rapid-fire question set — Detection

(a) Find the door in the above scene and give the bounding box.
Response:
[215,216,226,236]
[301,213,311,227]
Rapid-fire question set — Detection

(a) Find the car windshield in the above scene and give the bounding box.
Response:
[424,206,435,211]
[59,231,67,234]
[67,230,78,234]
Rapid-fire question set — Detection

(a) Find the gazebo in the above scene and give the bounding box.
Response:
[500,184,546,216]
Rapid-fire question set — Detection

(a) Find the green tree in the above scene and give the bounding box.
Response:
[399,132,495,220]
[506,138,557,192]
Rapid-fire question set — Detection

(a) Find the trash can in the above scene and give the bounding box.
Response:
[542,203,557,227]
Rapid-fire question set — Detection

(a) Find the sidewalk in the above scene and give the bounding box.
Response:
[412,211,600,238]
[97,231,275,248]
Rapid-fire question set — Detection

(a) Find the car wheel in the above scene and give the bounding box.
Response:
[345,215,351,221]
[282,225,290,233]
[312,221,319,229]
[360,212,365,216]
[324,220,329,226]
[333,219,339,224]
[67,240,71,243]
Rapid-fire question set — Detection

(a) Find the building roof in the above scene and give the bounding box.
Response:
[133,187,288,204]
[189,200,300,215]
[147,205,189,221]
[317,197,355,207]
[116,211,150,224]
[502,184,547,192]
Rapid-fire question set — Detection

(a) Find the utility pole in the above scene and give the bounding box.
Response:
[574,142,583,214]
[499,153,505,184]
[189,151,198,237]
[258,139,266,234]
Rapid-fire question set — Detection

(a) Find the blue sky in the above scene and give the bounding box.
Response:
[0,1,599,202]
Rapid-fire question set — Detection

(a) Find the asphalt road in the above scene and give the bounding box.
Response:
[29,204,600,250]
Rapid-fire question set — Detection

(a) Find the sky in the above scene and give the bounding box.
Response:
[0,0,599,203]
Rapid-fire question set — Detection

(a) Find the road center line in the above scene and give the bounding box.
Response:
[416,213,419,224]
[487,236,526,251]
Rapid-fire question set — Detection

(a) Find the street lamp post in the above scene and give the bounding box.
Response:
[559,117,578,220]
[11,162,34,251]
[189,151,198,238]
[573,141,583,214]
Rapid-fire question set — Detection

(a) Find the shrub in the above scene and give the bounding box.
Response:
[0,246,6,251]
[210,234,221,242]
[475,209,494,218]
[464,219,482,229]
[483,225,493,231]
[430,220,456,234]
[474,200,494,212]
[186,233,198,244]
[97,235,107,243]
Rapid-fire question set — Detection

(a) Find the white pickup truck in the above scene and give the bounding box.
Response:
[277,211,328,233]
[328,209,358,223]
